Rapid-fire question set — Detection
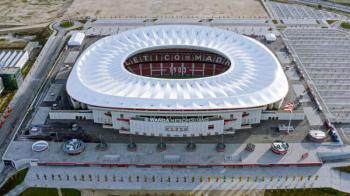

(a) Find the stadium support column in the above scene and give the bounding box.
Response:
[267,103,273,110]
[70,97,80,109]
[273,98,284,110]
[287,110,292,134]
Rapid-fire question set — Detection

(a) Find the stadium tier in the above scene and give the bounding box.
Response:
[124,48,231,78]
[66,25,288,137]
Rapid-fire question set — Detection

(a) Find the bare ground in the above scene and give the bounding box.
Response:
[0,0,73,25]
[0,0,267,25]
[64,0,268,19]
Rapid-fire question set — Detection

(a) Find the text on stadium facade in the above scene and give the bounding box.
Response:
[124,52,231,66]
[145,117,210,123]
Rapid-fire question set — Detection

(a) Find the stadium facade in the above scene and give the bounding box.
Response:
[66,25,288,137]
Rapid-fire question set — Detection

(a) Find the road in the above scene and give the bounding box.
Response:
[0,27,66,163]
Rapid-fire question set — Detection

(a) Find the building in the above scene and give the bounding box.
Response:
[264,33,277,42]
[0,67,23,90]
[0,50,29,69]
[63,51,80,65]
[66,25,289,137]
[67,32,85,47]
[0,77,4,94]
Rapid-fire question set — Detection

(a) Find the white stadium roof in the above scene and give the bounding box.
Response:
[67,25,288,111]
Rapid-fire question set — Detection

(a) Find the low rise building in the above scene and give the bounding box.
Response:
[0,50,29,69]
[0,67,23,90]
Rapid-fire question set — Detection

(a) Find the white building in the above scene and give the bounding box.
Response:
[65,25,289,137]
[264,33,277,42]
[67,32,85,47]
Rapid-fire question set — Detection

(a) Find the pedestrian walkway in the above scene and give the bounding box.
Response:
[4,141,325,170]
[24,164,350,192]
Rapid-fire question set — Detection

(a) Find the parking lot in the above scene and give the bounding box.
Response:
[283,28,350,123]
[268,1,345,20]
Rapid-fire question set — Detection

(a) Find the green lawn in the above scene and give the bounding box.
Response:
[0,168,28,195]
[61,188,81,196]
[20,188,80,196]
[336,166,350,172]
[20,188,58,196]
[0,91,15,113]
[60,20,74,28]
[21,57,36,79]
[340,22,350,29]
[264,188,347,196]
[0,39,27,49]
[326,0,350,6]
[326,20,337,24]
[14,26,52,45]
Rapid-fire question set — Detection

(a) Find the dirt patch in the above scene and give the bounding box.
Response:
[64,0,268,19]
[0,0,73,25]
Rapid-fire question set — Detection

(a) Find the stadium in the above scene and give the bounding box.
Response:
[66,25,289,137]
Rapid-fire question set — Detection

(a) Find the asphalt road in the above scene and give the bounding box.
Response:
[0,32,66,157]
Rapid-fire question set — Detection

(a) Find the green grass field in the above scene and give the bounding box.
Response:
[336,165,350,172]
[340,22,350,29]
[0,168,28,195]
[60,20,74,28]
[0,39,27,49]
[265,188,347,196]
[20,188,80,196]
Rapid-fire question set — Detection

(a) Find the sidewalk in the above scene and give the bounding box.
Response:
[23,163,350,192]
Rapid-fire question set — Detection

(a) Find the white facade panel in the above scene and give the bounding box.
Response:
[86,106,267,136]
[49,110,93,120]
[261,112,305,121]
[130,119,224,137]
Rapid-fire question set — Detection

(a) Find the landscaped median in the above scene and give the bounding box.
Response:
[59,20,74,28]
[340,22,350,29]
